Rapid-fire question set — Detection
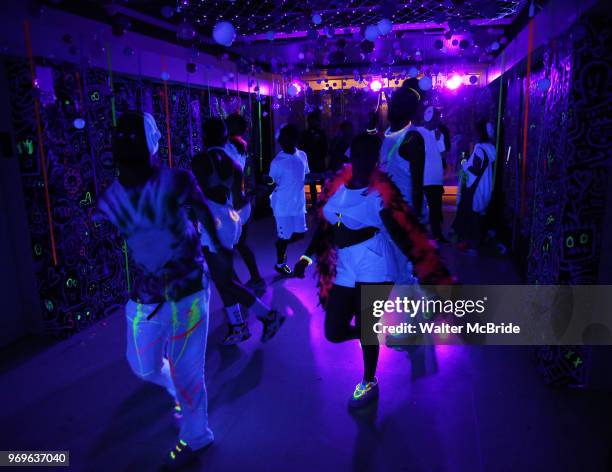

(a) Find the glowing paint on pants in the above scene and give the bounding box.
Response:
[132,304,146,376]
[173,297,202,363]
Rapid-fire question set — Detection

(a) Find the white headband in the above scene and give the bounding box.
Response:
[143,112,161,155]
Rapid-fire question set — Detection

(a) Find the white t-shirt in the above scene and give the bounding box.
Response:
[323,185,383,229]
[323,185,418,285]
[269,149,309,217]
[323,185,394,286]
[419,127,446,186]
[224,142,246,171]
[462,142,496,214]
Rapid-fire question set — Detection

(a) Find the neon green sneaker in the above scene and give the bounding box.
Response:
[348,378,379,409]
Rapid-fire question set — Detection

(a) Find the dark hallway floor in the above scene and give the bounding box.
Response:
[1,213,611,472]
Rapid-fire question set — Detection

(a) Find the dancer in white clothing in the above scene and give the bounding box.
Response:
[225,113,265,293]
[454,118,497,254]
[293,133,453,409]
[192,117,285,345]
[268,123,310,275]
[380,83,426,216]
[420,107,449,242]
[96,111,218,469]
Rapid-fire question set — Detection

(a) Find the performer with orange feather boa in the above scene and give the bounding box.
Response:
[293,131,454,409]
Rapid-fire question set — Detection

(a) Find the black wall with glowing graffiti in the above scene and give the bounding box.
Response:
[492,5,611,285]
[4,57,268,337]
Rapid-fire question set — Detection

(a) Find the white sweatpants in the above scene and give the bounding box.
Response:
[125,288,213,450]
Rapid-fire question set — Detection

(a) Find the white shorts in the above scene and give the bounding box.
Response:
[334,233,393,287]
[275,214,307,240]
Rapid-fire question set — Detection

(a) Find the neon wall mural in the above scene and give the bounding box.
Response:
[496,9,610,285]
[6,57,265,336]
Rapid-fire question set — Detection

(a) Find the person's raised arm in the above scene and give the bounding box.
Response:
[399,130,425,217]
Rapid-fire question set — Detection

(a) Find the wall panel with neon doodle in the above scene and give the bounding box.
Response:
[491,6,611,284]
[5,58,267,336]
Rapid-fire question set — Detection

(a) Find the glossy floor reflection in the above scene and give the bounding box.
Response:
[1,214,610,471]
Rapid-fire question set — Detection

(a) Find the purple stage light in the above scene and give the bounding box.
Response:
[370,79,383,92]
[446,74,462,90]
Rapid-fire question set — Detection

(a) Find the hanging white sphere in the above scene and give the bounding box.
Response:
[377,18,393,35]
[418,76,432,91]
[213,21,236,47]
[312,13,322,25]
[365,25,379,42]
[408,66,419,78]
[287,84,299,97]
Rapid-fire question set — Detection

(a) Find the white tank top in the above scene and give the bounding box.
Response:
[323,185,383,229]
[199,200,242,252]
[380,124,414,206]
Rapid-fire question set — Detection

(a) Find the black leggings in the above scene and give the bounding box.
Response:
[324,283,391,383]
[275,232,305,264]
[235,222,261,280]
[424,185,444,238]
[203,247,256,308]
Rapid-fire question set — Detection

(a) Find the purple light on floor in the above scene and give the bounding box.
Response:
[370,79,383,92]
[446,74,463,90]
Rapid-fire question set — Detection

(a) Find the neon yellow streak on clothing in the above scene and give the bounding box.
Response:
[174,297,201,364]
[132,303,145,375]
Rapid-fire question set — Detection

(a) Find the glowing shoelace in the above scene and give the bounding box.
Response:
[169,440,188,460]
[352,382,373,400]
